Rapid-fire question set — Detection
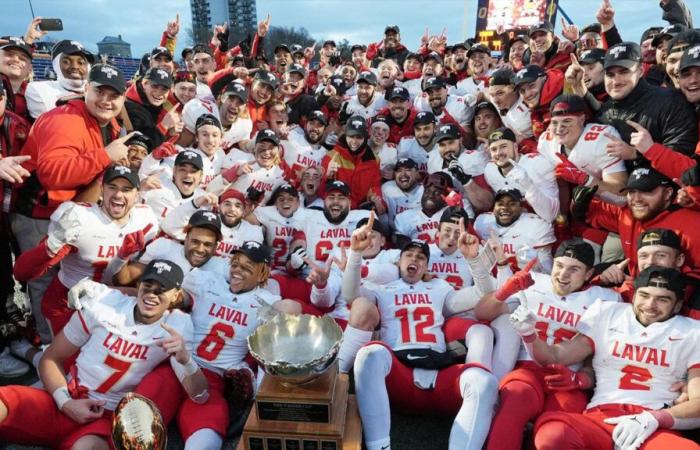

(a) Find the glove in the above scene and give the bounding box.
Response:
[151,141,179,160]
[681,164,700,187]
[441,189,463,207]
[543,364,593,392]
[117,224,153,260]
[447,158,472,185]
[288,247,308,271]
[570,185,598,221]
[221,165,241,183]
[494,258,536,301]
[246,185,265,205]
[224,366,255,409]
[47,207,81,255]
[555,154,591,186]
[509,305,537,341]
[67,278,101,311]
[506,162,534,190]
[604,411,659,450]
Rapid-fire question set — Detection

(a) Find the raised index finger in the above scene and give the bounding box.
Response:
[569,53,580,67]
[458,217,466,235]
[523,257,538,273]
[365,210,375,231]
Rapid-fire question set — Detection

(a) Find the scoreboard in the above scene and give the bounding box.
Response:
[474,0,559,52]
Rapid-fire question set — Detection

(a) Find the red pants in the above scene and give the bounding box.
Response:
[271,274,348,329]
[0,385,113,450]
[40,275,71,336]
[534,403,700,450]
[486,361,589,450]
[443,316,481,341]
[135,363,229,440]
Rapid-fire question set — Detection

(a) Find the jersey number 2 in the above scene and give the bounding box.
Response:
[396,307,437,344]
[196,322,235,361]
[618,364,652,391]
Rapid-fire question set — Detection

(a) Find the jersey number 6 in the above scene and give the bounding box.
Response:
[197,322,235,361]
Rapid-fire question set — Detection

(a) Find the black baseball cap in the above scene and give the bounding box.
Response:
[290,44,304,56]
[345,115,368,137]
[488,127,517,144]
[233,241,273,265]
[256,128,280,146]
[401,239,430,259]
[141,259,184,290]
[181,47,194,59]
[680,44,700,71]
[51,39,95,63]
[150,46,173,61]
[286,63,306,77]
[0,36,32,59]
[578,48,607,65]
[513,64,546,87]
[89,64,126,94]
[388,86,410,102]
[143,67,173,88]
[322,40,337,48]
[439,206,469,225]
[406,52,423,63]
[188,210,222,237]
[174,149,204,170]
[254,70,279,90]
[581,23,603,35]
[269,183,299,204]
[192,43,213,56]
[651,24,687,48]
[604,42,642,69]
[474,101,498,116]
[372,115,389,128]
[350,44,367,53]
[634,265,685,299]
[325,180,351,197]
[452,41,470,52]
[435,123,461,143]
[395,157,418,170]
[307,110,328,126]
[637,228,682,250]
[423,76,447,92]
[667,31,700,55]
[414,111,436,126]
[195,113,222,131]
[494,188,524,202]
[328,75,348,96]
[550,94,587,116]
[385,25,400,34]
[467,43,491,57]
[222,81,248,102]
[510,34,529,46]
[356,216,387,236]
[489,68,515,86]
[424,51,443,65]
[274,44,291,54]
[125,133,152,152]
[641,26,663,44]
[104,165,140,188]
[554,239,595,268]
[357,71,378,85]
[529,21,554,37]
[622,167,673,192]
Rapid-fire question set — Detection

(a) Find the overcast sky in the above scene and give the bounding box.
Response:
[2,0,696,57]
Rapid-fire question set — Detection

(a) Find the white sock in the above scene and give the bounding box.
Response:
[449,367,498,450]
[366,437,391,450]
[354,344,392,446]
[31,350,43,369]
[464,324,493,371]
[184,428,222,450]
[338,326,373,373]
[490,314,521,381]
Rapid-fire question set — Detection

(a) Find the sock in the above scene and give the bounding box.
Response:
[490,314,521,381]
[184,428,223,450]
[9,339,33,360]
[366,437,391,450]
[354,344,392,445]
[464,324,493,371]
[337,325,373,373]
[31,350,43,369]
[449,367,498,450]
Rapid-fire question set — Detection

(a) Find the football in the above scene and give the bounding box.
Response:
[111,392,167,450]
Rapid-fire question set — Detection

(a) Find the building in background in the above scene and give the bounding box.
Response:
[97,35,132,58]
[190,0,257,44]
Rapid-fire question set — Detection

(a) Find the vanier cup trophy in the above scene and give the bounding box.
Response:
[239,313,362,450]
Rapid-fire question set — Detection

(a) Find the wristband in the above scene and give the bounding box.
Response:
[584,175,595,188]
[52,386,72,410]
[183,356,199,377]
[650,410,674,429]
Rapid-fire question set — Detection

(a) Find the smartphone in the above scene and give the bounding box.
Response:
[38,18,63,31]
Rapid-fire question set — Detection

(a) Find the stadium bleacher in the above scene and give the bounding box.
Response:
[31,52,141,81]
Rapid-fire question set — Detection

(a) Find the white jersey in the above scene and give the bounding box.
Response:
[427,148,489,179]
[414,94,475,128]
[195,80,215,103]
[501,96,533,139]
[253,205,304,270]
[473,212,556,267]
[208,163,287,205]
[183,268,279,375]
[537,123,627,180]
[343,94,384,120]
[452,76,486,98]
[284,128,328,175]
[221,118,253,151]
[217,220,264,255]
[49,202,159,288]
[143,146,224,189]
[141,176,204,220]
[381,182,422,226]
[140,237,229,278]
[221,148,255,171]
[394,206,446,243]
[296,209,370,264]
[483,153,559,223]
[396,136,434,172]
[63,286,193,410]
[427,243,473,289]
[513,272,621,368]
[24,79,77,119]
[182,97,219,133]
[578,300,700,410]
[374,142,398,174]
[403,77,424,100]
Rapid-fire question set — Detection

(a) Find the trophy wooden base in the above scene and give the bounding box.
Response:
[238,373,362,450]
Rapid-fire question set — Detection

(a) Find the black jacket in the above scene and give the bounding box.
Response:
[125,82,167,148]
[661,0,693,28]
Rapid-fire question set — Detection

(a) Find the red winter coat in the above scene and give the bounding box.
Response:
[530,69,565,139]
[321,138,382,209]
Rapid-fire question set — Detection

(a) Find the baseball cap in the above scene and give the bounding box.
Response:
[581,23,603,35]
[529,21,554,37]
[307,110,328,126]
[667,31,700,55]
[401,239,430,259]
[423,172,453,190]
[150,46,173,61]
[355,71,377,87]
[233,241,273,265]
[388,86,410,102]
[513,65,546,87]
[195,113,222,131]
[290,44,304,56]
[554,239,595,268]
[578,48,607,65]
[350,44,367,53]
[356,216,387,236]
[680,44,700,71]
[384,25,400,34]
[452,41,470,52]
[325,180,351,197]
[345,115,368,137]
[439,206,469,225]
[174,70,196,85]
[550,94,587,117]
[633,265,686,298]
[141,259,184,290]
[0,36,32,59]
[474,101,498,116]
[510,34,529,46]
[125,133,152,152]
[488,127,517,144]
[274,44,291,54]
[255,128,280,146]
[641,26,663,44]
[328,75,348,96]
[424,51,443,65]
[467,43,491,57]
[103,165,140,188]
[414,111,436,127]
[181,47,194,59]
[222,81,248,102]
[143,67,173,88]
[651,24,687,48]
[423,76,446,92]
[88,64,126,94]
[269,183,299,204]
[489,68,515,86]
[406,52,423,63]
[395,157,418,170]
[637,228,682,250]
[435,123,461,143]
[622,167,673,192]
[51,39,95,63]
[254,70,279,90]
[192,43,213,56]
[322,40,337,48]
[604,42,642,70]
[286,63,306,77]
[494,188,524,203]
[372,115,389,128]
[188,210,222,237]
[174,149,204,170]
[220,189,246,204]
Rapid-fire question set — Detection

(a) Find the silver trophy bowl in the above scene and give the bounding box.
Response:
[248,313,343,385]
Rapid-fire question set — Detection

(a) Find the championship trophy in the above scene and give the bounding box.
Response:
[239,314,362,450]
[111,392,167,450]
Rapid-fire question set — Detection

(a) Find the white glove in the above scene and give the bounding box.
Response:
[289,247,308,270]
[46,206,81,255]
[324,132,338,146]
[604,411,659,450]
[67,278,101,311]
[509,304,537,338]
[506,160,533,190]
